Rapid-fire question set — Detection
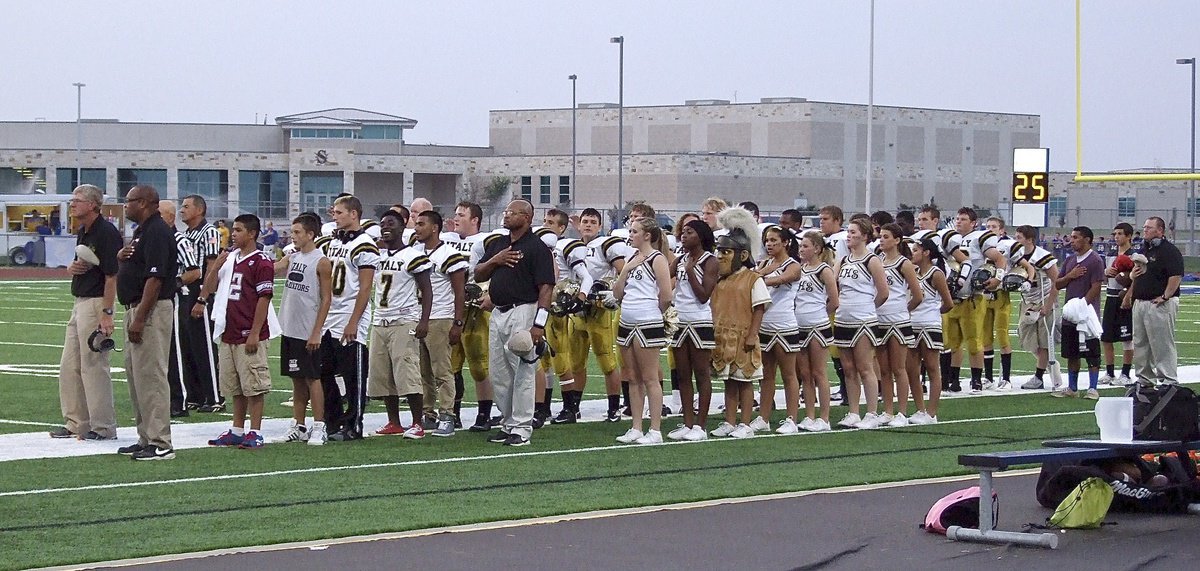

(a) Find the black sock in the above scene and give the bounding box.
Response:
[543,388,553,408]
[984,350,995,380]
[832,357,846,384]
[670,368,680,391]
[1000,353,1012,381]
[607,394,620,412]
[940,352,952,386]
[621,381,631,407]
[478,399,492,418]
[453,372,465,420]
[971,368,983,386]
[1121,363,1132,377]
[567,390,580,413]
[1036,368,1046,380]
[950,366,961,387]
[1106,364,1115,377]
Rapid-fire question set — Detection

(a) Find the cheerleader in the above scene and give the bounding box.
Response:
[613,217,673,445]
[907,238,953,423]
[874,223,922,427]
[833,218,889,429]
[667,219,718,441]
[673,212,700,258]
[795,230,837,431]
[753,225,803,434]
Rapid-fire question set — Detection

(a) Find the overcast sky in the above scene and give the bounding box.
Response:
[5,1,1197,172]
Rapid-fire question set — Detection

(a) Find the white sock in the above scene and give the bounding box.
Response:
[230,426,244,436]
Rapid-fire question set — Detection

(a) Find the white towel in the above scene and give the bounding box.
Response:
[210,251,281,343]
[1061,297,1103,340]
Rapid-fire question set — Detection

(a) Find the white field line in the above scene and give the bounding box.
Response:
[0,409,1092,498]
[0,419,62,428]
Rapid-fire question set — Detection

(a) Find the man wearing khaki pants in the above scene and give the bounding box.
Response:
[1125,216,1184,386]
[51,184,123,441]
[115,185,179,461]
[413,210,469,436]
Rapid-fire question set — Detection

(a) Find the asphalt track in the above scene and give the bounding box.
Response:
[77,472,1200,571]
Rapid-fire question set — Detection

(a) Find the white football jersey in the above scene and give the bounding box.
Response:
[322,220,382,240]
[322,233,381,341]
[1021,246,1059,307]
[554,236,592,293]
[414,241,470,320]
[373,246,432,324]
[584,234,632,282]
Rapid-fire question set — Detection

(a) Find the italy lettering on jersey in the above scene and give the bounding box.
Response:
[825,230,849,261]
[442,230,490,277]
[584,234,632,282]
[322,233,381,341]
[373,246,432,324]
[414,241,470,320]
[554,236,593,293]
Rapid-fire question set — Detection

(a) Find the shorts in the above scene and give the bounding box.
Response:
[367,322,421,397]
[569,308,619,374]
[1060,320,1102,361]
[911,325,943,351]
[944,297,983,355]
[876,320,916,348]
[280,335,321,379]
[617,318,668,349]
[1100,295,1134,343]
[798,324,834,348]
[1017,304,1058,353]
[833,321,881,348]
[672,320,716,350]
[218,341,272,397]
[451,307,490,380]
[981,292,1012,349]
[758,325,802,352]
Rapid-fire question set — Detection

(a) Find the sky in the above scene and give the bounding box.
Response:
[5,0,1198,172]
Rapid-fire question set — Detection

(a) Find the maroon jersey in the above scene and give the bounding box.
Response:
[221,250,275,344]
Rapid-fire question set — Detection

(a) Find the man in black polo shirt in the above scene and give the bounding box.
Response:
[474,199,554,446]
[115,185,179,461]
[51,184,122,441]
[1125,216,1184,386]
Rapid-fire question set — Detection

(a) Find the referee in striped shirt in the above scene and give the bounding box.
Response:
[179,195,224,411]
[160,201,202,417]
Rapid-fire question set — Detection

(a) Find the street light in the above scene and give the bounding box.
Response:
[1178,57,1196,255]
[611,35,624,224]
[72,82,85,187]
[569,74,577,206]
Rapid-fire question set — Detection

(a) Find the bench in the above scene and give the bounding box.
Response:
[949,439,1200,549]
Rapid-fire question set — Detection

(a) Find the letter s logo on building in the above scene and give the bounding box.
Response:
[315,150,328,165]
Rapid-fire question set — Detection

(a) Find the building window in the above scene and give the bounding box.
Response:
[1048,196,1068,220]
[300,171,344,213]
[519,176,532,201]
[116,169,167,199]
[56,168,106,194]
[558,175,571,204]
[238,170,288,219]
[0,167,47,195]
[358,125,401,140]
[1189,197,1200,217]
[178,170,230,220]
[539,176,551,204]
[290,128,356,139]
[1117,196,1136,218]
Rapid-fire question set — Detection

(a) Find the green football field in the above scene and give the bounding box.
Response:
[0,278,1197,570]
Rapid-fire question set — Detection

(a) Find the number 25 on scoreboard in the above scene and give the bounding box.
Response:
[1012,172,1047,203]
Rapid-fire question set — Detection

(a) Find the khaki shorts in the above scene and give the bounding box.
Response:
[368,322,421,397]
[1017,304,1059,353]
[218,341,273,397]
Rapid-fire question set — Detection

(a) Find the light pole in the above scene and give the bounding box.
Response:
[73,82,85,187]
[865,0,874,213]
[1178,57,1196,255]
[610,35,624,225]
[569,74,577,207]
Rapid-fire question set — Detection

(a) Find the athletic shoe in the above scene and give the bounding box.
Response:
[683,426,708,441]
[1085,388,1100,400]
[996,379,1012,390]
[185,401,202,411]
[667,424,692,440]
[488,415,504,428]
[454,416,463,429]
[661,404,673,416]
[982,378,995,390]
[308,423,327,446]
[887,413,909,428]
[503,433,529,447]
[469,414,491,432]
[274,422,310,443]
[836,412,861,429]
[854,412,883,429]
[551,409,578,425]
[131,446,175,461]
[328,429,362,441]
[1021,376,1044,390]
[531,415,545,430]
[422,415,439,430]
[969,381,983,395]
[487,431,510,443]
[776,417,799,435]
[117,443,145,456]
[749,416,770,432]
[616,428,644,443]
[635,430,663,445]
[622,405,633,417]
[79,431,116,441]
[170,409,189,418]
[809,418,832,432]
[1118,374,1134,386]
[375,422,405,436]
[238,431,265,449]
[433,418,455,437]
[710,422,737,437]
[947,382,963,393]
[403,424,425,440]
[208,430,244,447]
[729,423,755,439]
[876,412,895,426]
[280,398,294,408]
[1098,373,1116,386]
[604,409,622,423]
[198,402,225,413]
[798,417,816,431]
[1051,388,1078,398]
[908,411,935,425]
[49,427,75,439]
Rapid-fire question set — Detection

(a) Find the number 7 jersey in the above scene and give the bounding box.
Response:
[322,232,381,341]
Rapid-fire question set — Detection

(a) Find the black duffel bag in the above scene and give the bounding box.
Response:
[1127,383,1200,441]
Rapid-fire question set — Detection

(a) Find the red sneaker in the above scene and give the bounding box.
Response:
[403,424,425,439]
[375,422,406,436]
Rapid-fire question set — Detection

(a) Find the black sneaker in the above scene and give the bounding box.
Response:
[604,409,622,423]
[488,415,504,428]
[453,417,464,429]
[170,409,190,419]
[422,414,439,430]
[661,404,673,416]
[503,433,529,447]
[531,415,545,430]
[621,405,632,417]
[131,446,175,461]
[198,402,225,413]
[328,429,362,442]
[49,427,75,439]
[185,401,202,411]
[80,431,115,441]
[487,431,510,443]
[551,409,577,425]
[117,443,145,455]
[948,382,963,393]
[468,414,491,432]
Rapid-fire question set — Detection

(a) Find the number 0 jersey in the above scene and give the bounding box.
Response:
[322,233,381,341]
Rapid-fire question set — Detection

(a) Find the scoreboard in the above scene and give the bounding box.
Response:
[1011,148,1049,227]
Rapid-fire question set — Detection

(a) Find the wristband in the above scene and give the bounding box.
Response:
[195,298,207,306]
[533,307,549,329]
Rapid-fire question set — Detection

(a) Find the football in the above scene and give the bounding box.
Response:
[1113,254,1134,273]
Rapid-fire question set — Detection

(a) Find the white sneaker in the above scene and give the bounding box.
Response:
[809,418,831,432]
[776,417,799,434]
[798,417,816,431]
[635,430,663,445]
[749,416,771,432]
[876,412,895,425]
[616,428,644,443]
[729,423,755,439]
[271,421,309,443]
[1098,373,1116,386]
[667,424,691,440]
[307,422,327,446]
[1021,376,1044,390]
[837,412,862,428]
[280,398,294,408]
[1118,374,1134,386]
[854,412,883,429]
[684,425,708,441]
[982,378,995,390]
[996,379,1011,390]
[711,421,737,437]
[887,413,909,427]
[908,410,934,425]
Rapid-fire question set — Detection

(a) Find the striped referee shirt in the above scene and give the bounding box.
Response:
[174,231,201,296]
[184,219,222,277]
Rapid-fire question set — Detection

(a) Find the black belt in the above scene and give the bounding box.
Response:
[494,304,516,313]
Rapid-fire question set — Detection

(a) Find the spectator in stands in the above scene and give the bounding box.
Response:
[1124,216,1183,386]
[261,221,279,258]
